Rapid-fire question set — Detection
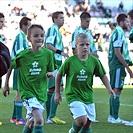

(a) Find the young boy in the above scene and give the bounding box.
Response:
[3,16,31,125]
[3,24,55,133]
[54,33,116,133]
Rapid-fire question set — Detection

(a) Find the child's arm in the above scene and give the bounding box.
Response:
[2,68,13,97]
[54,71,62,105]
[100,75,116,99]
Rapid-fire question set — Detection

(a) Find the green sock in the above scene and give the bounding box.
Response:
[71,120,82,133]
[109,94,120,119]
[12,101,16,119]
[49,90,63,118]
[33,126,44,133]
[49,93,58,118]
[15,101,23,120]
[22,125,33,133]
[45,92,53,119]
[80,127,92,133]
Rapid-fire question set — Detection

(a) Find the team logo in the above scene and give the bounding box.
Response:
[29,61,41,75]
[77,69,88,81]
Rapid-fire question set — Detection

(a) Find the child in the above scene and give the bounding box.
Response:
[54,33,116,133]
[3,24,55,133]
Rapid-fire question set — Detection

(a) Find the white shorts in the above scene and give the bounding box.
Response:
[68,101,96,122]
[23,97,44,121]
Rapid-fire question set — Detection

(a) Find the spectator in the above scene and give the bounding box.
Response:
[104,6,112,18]
[74,0,90,14]
[118,1,124,13]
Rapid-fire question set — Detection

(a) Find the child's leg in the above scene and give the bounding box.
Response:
[22,120,33,133]
[32,108,44,133]
[33,126,44,133]
[22,125,33,133]
[80,119,92,133]
[69,119,82,133]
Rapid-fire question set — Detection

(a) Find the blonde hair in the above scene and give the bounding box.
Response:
[75,33,90,45]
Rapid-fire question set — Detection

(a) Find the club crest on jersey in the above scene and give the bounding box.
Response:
[76,69,88,81]
[29,61,41,75]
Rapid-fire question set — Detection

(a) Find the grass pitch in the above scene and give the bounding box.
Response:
[0,86,133,133]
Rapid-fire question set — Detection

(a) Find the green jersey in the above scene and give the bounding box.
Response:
[59,54,106,104]
[129,28,133,43]
[71,26,97,52]
[11,48,55,103]
[108,26,132,71]
[45,24,64,62]
[11,30,28,58]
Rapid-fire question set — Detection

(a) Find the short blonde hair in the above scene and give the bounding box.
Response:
[75,33,90,46]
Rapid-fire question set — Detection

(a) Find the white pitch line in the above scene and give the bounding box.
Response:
[95,101,133,107]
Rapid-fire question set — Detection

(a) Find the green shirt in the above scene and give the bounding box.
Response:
[71,26,97,52]
[108,26,132,71]
[59,54,106,104]
[11,30,28,58]
[11,48,55,103]
[129,28,133,43]
[45,24,64,62]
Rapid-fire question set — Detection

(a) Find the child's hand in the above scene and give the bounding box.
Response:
[46,72,54,78]
[2,84,10,97]
[54,93,62,105]
[108,89,116,99]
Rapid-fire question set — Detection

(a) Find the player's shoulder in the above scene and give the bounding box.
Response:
[42,47,54,55]
[89,54,100,63]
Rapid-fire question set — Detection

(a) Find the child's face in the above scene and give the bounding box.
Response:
[28,27,45,49]
[76,37,90,56]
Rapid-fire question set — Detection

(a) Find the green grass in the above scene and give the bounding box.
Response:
[0,86,133,133]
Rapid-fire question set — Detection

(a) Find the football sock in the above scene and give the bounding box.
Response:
[45,92,53,119]
[50,90,63,118]
[109,94,120,119]
[33,126,44,133]
[80,127,92,133]
[71,120,82,133]
[15,101,23,120]
[12,100,16,119]
[22,125,33,133]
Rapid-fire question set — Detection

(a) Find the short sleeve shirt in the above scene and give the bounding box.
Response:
[45,24,64,61]
[11,30,28,58]
[108,26,132,71]
[11,48,55,103]
[129,28,133,43]
[59,54,106,104]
